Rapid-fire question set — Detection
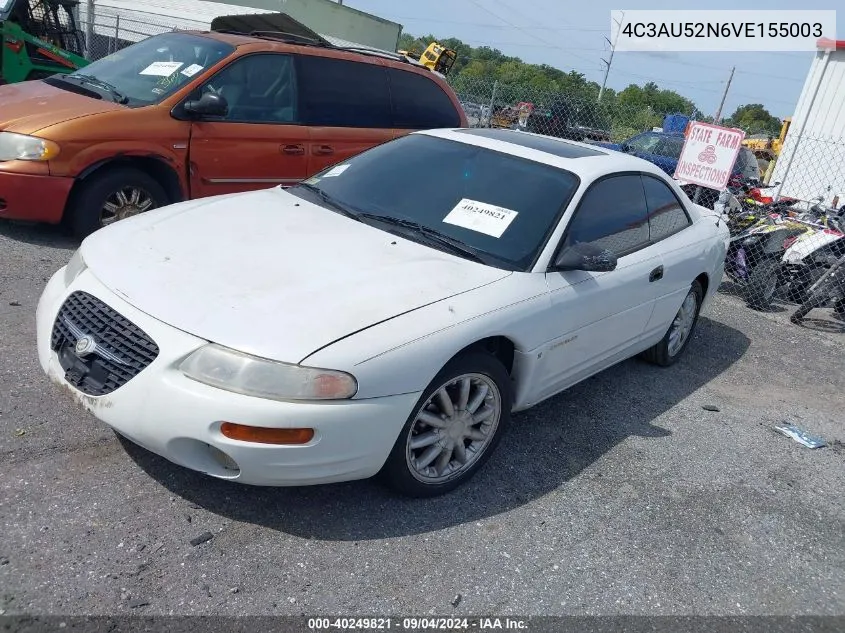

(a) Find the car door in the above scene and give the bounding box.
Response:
[532,174,665,401]
[295,54,393,175]
[186,53,308,198]
[640,173,703,337]
[386,66,463,140]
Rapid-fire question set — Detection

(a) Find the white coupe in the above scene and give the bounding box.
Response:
[36,128,729,497]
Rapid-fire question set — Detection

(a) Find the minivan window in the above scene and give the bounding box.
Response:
[201,54,298,123]
[53,33,234,107]
[297,55,392,128]
[388,68,461,129]
[289,134,579,271]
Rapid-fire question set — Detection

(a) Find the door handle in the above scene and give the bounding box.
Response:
[281,144,305,155]
[649,266,664,282]
[313,145,334,156]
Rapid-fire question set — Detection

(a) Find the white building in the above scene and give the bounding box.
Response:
[78,0,401,56]
[773,38,845,208]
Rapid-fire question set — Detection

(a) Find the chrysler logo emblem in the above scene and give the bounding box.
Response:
[74,335,98,357]
[61,315,130,366]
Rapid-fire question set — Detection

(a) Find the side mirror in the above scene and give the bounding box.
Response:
[620,142,630,153]
[553,242,618,272]
[184,92,228,117]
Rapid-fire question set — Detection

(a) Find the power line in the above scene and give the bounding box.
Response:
[465,0,598,67]
[388,14,608,32]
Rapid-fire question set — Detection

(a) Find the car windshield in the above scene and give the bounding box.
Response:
[288,134,580,272]
[52,33,234,107]
[627,133,684,159]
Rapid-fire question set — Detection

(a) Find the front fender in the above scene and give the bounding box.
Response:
[302,273,553,400]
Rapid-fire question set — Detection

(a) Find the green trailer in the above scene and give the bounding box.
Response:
[1,0,88,84]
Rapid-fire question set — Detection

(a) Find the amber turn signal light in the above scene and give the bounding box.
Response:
[220,422,314,445]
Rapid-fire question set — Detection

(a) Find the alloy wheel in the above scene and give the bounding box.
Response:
[406,373,502,484]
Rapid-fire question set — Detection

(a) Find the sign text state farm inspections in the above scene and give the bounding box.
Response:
[674,122,746,191]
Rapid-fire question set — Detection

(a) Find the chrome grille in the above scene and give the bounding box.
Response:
[51,291,159,396]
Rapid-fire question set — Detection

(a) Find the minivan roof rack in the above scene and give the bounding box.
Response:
[210,12,432,71]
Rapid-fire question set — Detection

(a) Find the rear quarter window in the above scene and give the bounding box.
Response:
[387,68,461,129]
[296,55,392,128]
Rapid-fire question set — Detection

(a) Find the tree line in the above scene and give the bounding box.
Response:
[398,33,785,138]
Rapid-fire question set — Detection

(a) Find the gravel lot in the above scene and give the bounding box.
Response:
[1,219,843,617]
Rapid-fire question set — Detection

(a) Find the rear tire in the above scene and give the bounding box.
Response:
[379,352,512,498]
[745,260,780,310]
[68,167,168,239]
[641,281,703,367]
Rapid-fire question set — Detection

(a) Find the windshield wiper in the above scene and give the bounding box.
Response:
[68,74,129,104]
[356,213,488,264]
[295,183,364,221]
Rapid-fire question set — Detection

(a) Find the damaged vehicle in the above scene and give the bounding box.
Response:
[36,128,729,497]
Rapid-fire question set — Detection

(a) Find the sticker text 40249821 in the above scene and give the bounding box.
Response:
[443,199,518,238]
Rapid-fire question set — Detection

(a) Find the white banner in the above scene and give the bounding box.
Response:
[674,122,745,191]
[612,10,837,52]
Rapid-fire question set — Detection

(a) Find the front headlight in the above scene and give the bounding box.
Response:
[0,132,60,162]
[180,344,358,401]
[63,249,87,286]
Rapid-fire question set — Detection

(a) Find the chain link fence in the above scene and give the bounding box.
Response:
[62,10,845,327]
[447,75,845,326]
[76,5,205,62]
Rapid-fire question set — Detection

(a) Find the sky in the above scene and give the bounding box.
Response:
[343,0,844,119]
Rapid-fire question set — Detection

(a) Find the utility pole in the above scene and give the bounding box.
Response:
[713,66,735,124]
[598,11,624,102]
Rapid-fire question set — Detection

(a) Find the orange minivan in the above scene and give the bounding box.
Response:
[0,27,467,236]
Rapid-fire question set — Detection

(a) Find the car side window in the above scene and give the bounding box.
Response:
[561,174,650,257]
[627,133,659,154]
[387,68,461,129]
[202,54,298,124]
[642,175,692,242]
[297,55,392,128]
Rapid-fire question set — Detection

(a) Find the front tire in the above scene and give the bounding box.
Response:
[380,352,512,497]
[68,167,169,238]
[745,260,780,310]
[641,281,703,367]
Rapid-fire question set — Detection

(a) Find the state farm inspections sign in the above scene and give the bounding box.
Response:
[673,122,745,191]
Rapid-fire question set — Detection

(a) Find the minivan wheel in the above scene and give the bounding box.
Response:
[68,167,168,238]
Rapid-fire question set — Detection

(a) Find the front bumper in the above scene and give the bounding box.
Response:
[36,268,420,486]
[0,168,73,223]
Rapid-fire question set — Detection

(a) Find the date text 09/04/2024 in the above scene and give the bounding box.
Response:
[621,22,823,39]
[307,617,529,630]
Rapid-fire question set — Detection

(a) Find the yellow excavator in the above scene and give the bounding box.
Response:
[397,41,456,76]
[742,117,792,181]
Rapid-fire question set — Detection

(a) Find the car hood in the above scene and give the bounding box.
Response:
[81,188,512,363]
[0,80,123,135]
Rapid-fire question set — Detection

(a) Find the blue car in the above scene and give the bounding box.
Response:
[595,130,760,179]
[594,131,687,176]
[593,130,761,205]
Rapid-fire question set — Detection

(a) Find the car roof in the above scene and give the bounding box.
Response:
[187,30,435,74]
[418,128,672,181]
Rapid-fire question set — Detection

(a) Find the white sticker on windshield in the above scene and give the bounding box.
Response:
[181,63,204,77]
[443,198,518,238]
[140,61,184,76]
[322,164,350,178]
